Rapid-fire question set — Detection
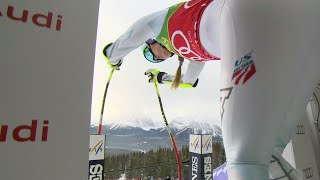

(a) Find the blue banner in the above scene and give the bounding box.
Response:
[212,163,228,180]
[189,152,202,180]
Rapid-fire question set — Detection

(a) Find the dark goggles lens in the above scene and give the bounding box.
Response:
[143,43,165,63]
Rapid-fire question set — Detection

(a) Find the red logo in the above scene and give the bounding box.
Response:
[0,5,62,31]
[168,0,220,62]
[1,120,49,142]
[232,52,256,85]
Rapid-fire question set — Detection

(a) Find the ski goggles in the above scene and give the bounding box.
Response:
[142,39,173,63]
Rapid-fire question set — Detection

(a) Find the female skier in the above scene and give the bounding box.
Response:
[103,0,320,179]
[103,0,224,89]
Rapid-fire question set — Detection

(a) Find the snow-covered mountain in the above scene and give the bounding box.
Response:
[90,117,222,154]
[91,117,222,140]
[106,117,160,131]
[168,118,222,137]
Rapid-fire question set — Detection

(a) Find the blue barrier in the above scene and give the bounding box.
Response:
[212,162,228,180]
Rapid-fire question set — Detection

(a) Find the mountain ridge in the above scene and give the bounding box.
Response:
[90,118,223,153]
[91,117,222,140]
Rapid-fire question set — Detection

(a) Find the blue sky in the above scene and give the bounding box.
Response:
[90,0,221,127]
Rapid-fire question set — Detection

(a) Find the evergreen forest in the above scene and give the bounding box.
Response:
[105,142,225,179]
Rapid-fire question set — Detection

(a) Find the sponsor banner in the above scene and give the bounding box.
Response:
[212,163,228,180]
[89,160,105,180]
[201,135,212,154]
[189,134,213,180]
[190,134,201,154]
[189,152,202,180]
[189,153,213,180]
[202,155,212,180]
[0,0,99,179]
[89,134,105,160]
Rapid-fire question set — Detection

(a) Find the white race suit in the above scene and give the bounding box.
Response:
[220,0,320,179]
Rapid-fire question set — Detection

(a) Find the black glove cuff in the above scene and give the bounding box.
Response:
[103,43,113,57]
[115,59,123,67]
[192,79,199,87]
[103,43,122,68]
[157,72,166,84]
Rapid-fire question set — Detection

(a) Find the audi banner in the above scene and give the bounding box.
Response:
[0,0,100,179]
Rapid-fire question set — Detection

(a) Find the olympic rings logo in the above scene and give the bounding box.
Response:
[184,1,207,9]
[184,1,196,9]
[171,30,203,61]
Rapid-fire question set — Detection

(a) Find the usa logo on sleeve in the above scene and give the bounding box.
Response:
[232,51,256,85]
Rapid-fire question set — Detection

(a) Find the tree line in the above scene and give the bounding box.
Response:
[104,142,225,179]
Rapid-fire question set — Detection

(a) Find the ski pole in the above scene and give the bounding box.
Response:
[97,68,115,134]
[152,78,182,180]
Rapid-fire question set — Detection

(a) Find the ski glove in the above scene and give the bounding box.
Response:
[144,69,199,88]
[144,69,168,83]
[103,43,123,70]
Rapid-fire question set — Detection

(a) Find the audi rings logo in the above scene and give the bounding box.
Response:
[296,125,305,135]
[303,167,313,179]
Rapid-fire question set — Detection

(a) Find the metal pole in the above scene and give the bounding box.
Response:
[152,79,182,180]
[98,68,115,134]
